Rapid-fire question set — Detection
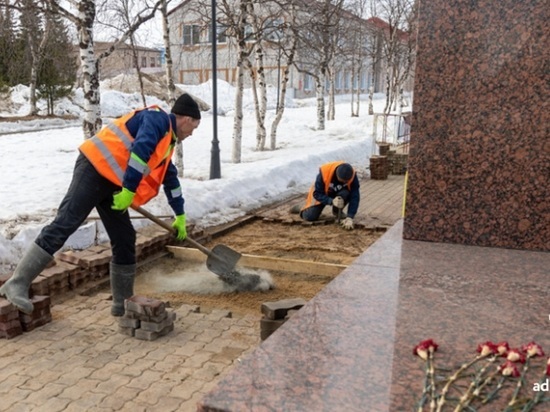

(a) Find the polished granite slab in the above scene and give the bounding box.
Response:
[403,0,549,251]
[197,220,549,411]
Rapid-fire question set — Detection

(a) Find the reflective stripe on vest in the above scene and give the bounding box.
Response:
[79,106,174,206]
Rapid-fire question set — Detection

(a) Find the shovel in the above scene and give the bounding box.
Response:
[132,206,242,283]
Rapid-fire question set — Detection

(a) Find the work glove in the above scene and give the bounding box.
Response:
[332,196,345,209]
[341,217,354,230]
[111,188,135,211]
[172,214,187,240]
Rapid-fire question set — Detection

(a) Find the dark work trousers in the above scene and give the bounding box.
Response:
[301,188,350,221]
[35,153,136,265]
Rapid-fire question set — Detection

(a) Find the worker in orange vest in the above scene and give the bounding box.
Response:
[0,94,201,317]
[293,161,360,230]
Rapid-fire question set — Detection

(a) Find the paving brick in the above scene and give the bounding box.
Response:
[0,323,23,339]
[194,328,224,343]
[125,295,166,318]
[261,298,307,320]
[134,380,178,406]
[62,392,108,411]
[0,387,32,410]
[118,317,140,329]
[118,326,136,337]
[169,378,206,401]
[125,370,163,391]
[98,385,140,410]
[24,382,67,405]
[57,378,101,401]
[0,310,19,323]
[140,311,176,332]
[153,396,185,412]
[207,309,232,320]
[193,361,227,381]
[0,298,16,315]
[93,374,132,394]
[20,313,52,332]
[134,322,174,341]
[260,317,286,340]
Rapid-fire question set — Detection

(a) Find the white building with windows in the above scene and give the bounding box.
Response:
[167,1,393,98]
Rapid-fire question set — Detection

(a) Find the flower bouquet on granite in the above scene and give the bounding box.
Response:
[413,339,550,411]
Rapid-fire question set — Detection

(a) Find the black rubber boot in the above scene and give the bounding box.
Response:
[0,243,53,314]
[110,262,136,317]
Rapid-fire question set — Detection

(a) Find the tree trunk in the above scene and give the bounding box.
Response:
[315,75,325,130]
[327,68,335,121]
[270,43,295,150]
[255,44,267,151]
[129,35,147,107]
[161,0,182,176]
[232,59,246,163]
[78,1,102,139]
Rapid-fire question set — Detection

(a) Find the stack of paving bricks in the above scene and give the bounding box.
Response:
[1,224,174,336]
[0,298,22,339]
[369,155,389,180]
[260,298,306,341]
[390,153,408,175]
[378,143,391,157]
[118,295,176,341]
[0,295,52,339]
[19,295,52,332]
[135,227,173,261]
[56,245,112,292]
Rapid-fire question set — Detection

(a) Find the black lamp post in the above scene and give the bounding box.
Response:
[209,0,221,179]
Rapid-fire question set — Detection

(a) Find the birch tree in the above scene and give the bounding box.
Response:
[344,0,372,117]
[19,0,50,115]
[230,0,252,163]
[160,0,183,175]
[268,1,296,150]
[374,0,415,114]
[38,0,164,138]
[292,0,345,130]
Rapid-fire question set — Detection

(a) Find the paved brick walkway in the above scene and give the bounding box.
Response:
[0,175,405,412]
[0,293,260,412]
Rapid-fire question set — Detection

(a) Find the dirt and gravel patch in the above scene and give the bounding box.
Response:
[134,220,384,317]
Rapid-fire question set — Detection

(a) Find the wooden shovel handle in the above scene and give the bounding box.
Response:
[131,206,214,258]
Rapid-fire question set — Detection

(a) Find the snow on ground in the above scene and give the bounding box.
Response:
[0,80,400,273]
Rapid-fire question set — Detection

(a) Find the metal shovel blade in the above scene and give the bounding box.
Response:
[206,244,242,277]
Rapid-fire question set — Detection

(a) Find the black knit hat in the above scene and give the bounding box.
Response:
[336,163,354,181]
[171,93,201,119]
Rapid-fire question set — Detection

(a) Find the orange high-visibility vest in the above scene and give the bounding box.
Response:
[79,106,175,206]
[303,161,355,210]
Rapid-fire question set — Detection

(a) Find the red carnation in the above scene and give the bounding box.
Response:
[477,341,498,357]
[414,339,438,360]
[499,361,520,377]
[522,342,545,358]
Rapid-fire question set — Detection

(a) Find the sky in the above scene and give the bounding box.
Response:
[0,81,404,273]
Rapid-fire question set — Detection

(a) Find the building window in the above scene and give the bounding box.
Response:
[150,57,156,67]
[360,71,368,89]
[304,74,313,91]
[335,71,342,90]
[183,25,200,45]
[244,24,254,42]
[208,24,227,44]
[141,56,147,67]
[264,18,284,42]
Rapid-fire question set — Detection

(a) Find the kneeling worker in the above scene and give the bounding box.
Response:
[296,161,360,230]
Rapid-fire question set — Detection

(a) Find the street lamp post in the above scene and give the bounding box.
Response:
[209,0,221,179]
